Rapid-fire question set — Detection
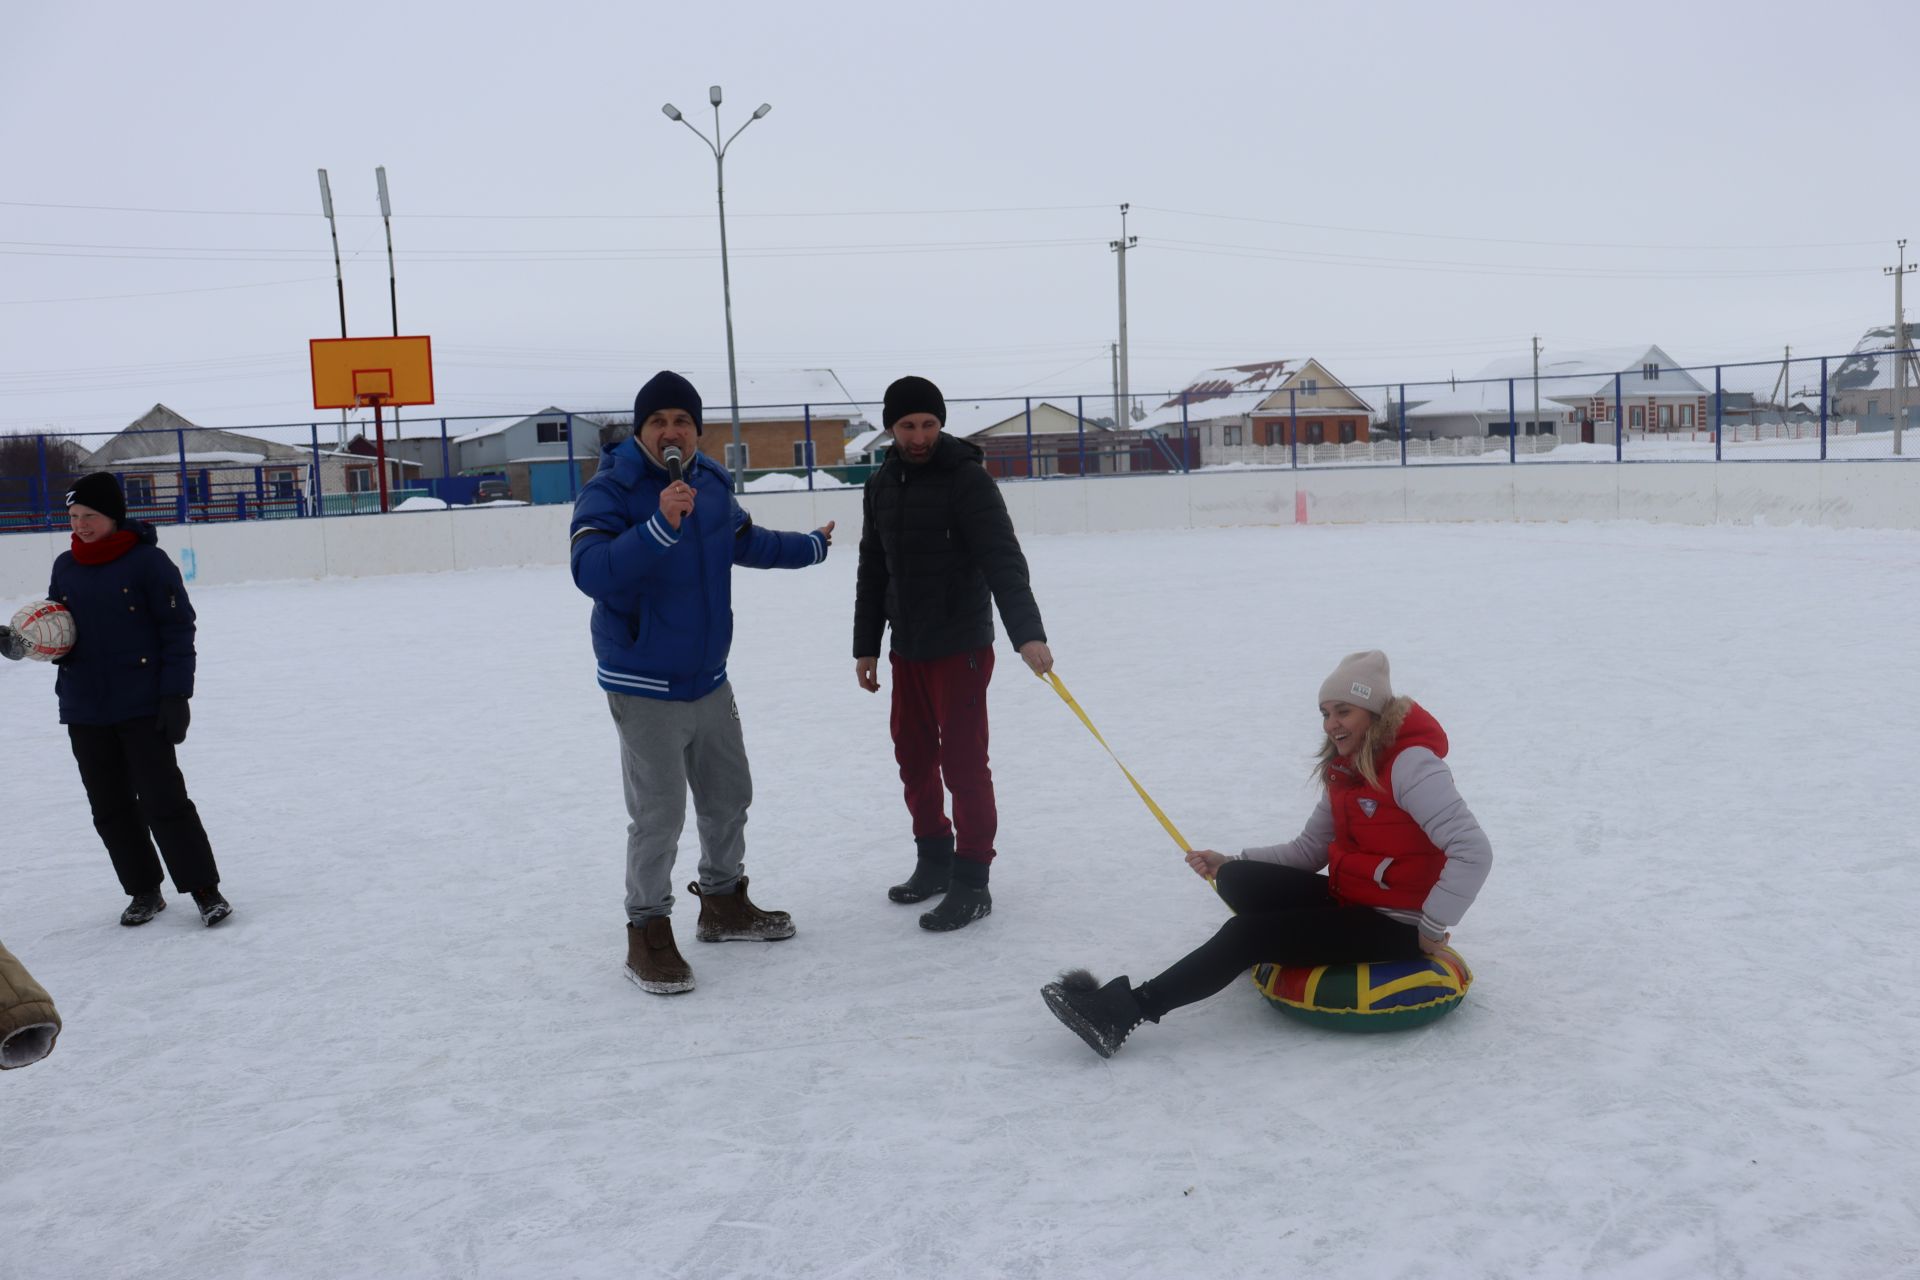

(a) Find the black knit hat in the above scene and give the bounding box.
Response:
[883,376,946,430]
[633,370,704,435]
[65,472,126,524]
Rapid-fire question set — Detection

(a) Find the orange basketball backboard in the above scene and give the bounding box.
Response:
[310,336,435,409]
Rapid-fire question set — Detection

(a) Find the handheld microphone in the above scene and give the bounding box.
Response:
[663,445,684,485]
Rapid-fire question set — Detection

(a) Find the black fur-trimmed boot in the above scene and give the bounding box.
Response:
[888,834,954,904]
[1041,970,1147,1058]
[918,857,990,932]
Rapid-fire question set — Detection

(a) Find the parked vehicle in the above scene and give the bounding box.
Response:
[474,479,512,503]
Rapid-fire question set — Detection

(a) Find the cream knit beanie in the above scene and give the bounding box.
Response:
[1318,650,1392,713]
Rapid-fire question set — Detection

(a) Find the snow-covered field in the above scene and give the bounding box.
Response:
[3,521,1917,1279]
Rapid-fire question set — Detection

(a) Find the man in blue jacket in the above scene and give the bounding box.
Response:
[571,371,834,996]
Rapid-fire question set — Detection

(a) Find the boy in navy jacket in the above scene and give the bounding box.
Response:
[570,371,833,995]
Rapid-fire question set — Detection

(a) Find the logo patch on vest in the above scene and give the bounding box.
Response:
[1350,681,1372,702]
[1358,798,1378,817]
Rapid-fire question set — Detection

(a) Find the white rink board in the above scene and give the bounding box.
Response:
[5,462,1920,597]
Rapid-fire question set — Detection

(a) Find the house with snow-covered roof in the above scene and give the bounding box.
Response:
[80,404,414,517]
[589,368,870,476]
[1403,345,1706,440]
[1826,326,1920,431]
[1137,358,1378,459]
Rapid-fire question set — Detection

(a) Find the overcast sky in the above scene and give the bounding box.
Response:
[4,0,1917,440]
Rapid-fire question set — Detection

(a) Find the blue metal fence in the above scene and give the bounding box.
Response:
[3,347,1915,534]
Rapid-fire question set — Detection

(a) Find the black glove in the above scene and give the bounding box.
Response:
[0,626,23,662]
[155,696,191,746]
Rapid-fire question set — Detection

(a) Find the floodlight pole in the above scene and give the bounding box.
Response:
[662,87,772,493]
[318,169,350,446]
[367,397,391,514]
[376,166,403,448]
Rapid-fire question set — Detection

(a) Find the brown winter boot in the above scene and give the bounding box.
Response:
[625,917,695,995]
[689,875,796,942]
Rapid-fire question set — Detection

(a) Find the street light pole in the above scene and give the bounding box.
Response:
[662,87,772,493]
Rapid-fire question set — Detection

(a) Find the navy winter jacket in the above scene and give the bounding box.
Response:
[569,438,827,700]
[47,520,197,726]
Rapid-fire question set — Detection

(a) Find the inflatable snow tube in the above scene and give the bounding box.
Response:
[1250,946,1472,1032]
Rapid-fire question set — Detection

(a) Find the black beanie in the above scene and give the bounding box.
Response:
[883,376,946,430]
[65,472,127,524]
[633,370,704,435]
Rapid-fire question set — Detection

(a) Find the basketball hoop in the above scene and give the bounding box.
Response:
[310,336,434,514]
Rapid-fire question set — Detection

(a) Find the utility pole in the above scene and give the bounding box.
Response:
[1110,204,1138,424]
[1531,336,1541,439]
[1887,239,1915,456]
[1768,346,1791,431]
[1110,342,1120,429]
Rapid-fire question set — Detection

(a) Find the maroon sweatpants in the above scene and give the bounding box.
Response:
[889,647,997,864]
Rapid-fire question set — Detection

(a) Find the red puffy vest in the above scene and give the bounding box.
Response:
[1322,701,1449,912]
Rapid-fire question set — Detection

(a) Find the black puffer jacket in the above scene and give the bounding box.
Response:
[853,433,1045,661]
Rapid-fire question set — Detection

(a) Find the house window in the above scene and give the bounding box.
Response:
[1643,363,1660,380]
[793,440,816,468]
[1679,405,1695,427]
[1222,424,1243,446]
[123,474,154,507]
[1658,405,1673,429]
[1306,423,1325,444]
[724,443,750,471]
[1868,399,1880,416]
[1630,407,1646,428]
[268,469,298,499]
[346,466,375,493]
[185,470,210,503]
[1338,420,1356,444]
[535,419,570,445]
[1302,378,1319,395]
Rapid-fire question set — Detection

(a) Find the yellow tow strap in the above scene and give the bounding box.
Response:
[1041,671,1192,853]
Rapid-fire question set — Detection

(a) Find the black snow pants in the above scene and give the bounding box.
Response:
[67,721,220,896]
[1133,859,1421,1021]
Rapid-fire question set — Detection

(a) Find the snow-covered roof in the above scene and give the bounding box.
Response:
[110,451,268,466]
[1828,326,1920,394]
[938,400,1093,439]
[845,427,887,457]
[1458,345,1708,400]
[1403,381,1581,419]
[1137,359,1296,430]
[452,408,569,446]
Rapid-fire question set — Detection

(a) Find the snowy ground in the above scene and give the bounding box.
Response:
[3,521,1918,1280]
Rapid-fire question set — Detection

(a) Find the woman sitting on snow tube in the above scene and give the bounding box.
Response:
[1042,650,1493,1058]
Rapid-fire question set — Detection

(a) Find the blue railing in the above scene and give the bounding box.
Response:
[2,347,1915,534]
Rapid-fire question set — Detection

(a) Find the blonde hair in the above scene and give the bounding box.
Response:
[1314,695,1412,791]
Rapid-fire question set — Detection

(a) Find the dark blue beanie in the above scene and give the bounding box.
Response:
[633,371,703,434]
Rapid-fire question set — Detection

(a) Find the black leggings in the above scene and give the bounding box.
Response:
[1133,860,1420,1021]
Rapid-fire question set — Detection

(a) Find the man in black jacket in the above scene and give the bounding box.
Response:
[853,376,1052,931]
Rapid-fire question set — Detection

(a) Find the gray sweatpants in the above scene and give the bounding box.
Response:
[608,685,754,924]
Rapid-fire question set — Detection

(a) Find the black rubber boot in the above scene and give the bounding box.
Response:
[918,857,990,931]
[119,890,166,927]
[889,835,954,904]
[1041,970,1147,1059]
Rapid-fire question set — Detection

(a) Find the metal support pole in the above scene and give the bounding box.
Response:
[803,404,814,491]
[373,402,391,513]
[1024,398,1034,477]
[1180,396,1191,473]
[1290,389,1299,469]
[1076,395,1086,475]
[1507,379,1517,463]
[34,434,48,530]
[1614,374,1624,462]
[1396,386,1407,462]
[1820,357,1829,459]
[440,418,451,482]
[311,424,326,519]
[1396,387,1406,466]
[1714,366,1723,461]
[176,429,188,524]
[566,412,579,500]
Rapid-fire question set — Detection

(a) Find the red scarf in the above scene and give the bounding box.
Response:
[70,529,139,565]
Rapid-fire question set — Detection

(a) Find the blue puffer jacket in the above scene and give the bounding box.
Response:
[47,520,197,726]
[569,438,828,700]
